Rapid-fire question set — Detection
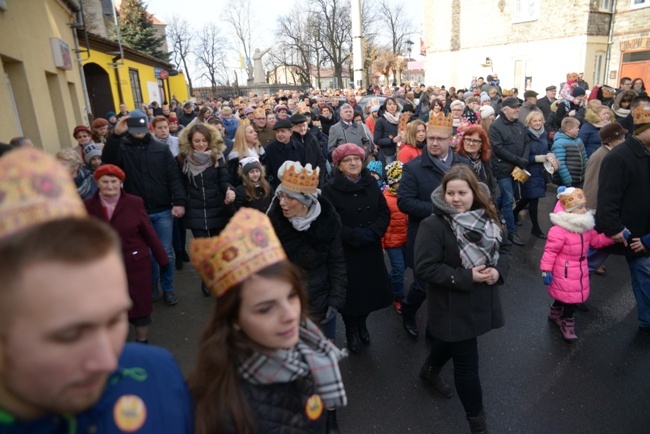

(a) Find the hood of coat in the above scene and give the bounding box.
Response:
[549,210,596,233]
[584,108,610,128]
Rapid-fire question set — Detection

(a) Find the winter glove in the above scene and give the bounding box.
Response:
[320,306,338,325]
[542,272,553,286]
[358,227,377,246]
[623,228,631,239]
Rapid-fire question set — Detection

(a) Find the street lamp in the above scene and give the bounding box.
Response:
[405,40,414,82]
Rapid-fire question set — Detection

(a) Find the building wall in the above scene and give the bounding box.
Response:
[0,0,86,152]
[608,1,650,87]
[422,0,611,93]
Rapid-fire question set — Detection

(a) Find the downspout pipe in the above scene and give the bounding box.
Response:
[604,0,617,87]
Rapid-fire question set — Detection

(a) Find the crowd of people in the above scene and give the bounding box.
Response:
[1,71,650,433]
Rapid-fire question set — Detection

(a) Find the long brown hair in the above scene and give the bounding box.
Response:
[179,123,226,164]
[456,124,492,163]
[189,261,309,434]
[403,119,426,146]
[441,165,498,221]
[238,164,272,202]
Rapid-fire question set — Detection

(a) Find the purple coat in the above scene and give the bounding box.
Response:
[85,190,169,319]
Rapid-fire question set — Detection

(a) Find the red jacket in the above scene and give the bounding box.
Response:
[397,143,422,164]
[382,189,408,248]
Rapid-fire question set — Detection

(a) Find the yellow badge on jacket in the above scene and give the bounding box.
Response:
[113,394,147,432]
[305,394,323,420]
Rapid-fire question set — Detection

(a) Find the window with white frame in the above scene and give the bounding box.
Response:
[600,0,613,11]
[631,0,649,9]
[594,53,605,86]
[513,0,540,23]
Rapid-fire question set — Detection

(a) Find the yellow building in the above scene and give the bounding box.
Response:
[79,30,189,118]
[0,0,87,153]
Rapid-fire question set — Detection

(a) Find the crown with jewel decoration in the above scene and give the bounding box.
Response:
[427,113,453,134]
[189,208,287,298]
[632,105,650,126]
[278,161,320,194]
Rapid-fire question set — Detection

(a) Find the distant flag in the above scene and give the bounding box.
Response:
[240,53,245,69]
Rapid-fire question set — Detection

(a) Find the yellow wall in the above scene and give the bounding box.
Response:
[0,0,86,153]
[83,49,189,113]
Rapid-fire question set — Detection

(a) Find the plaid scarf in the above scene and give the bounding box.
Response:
[238,318,347,408]
[449,209,501,268]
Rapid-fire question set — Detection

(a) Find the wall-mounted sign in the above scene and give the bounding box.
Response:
[154,67,163,79]
[50,38,73,70]
[620,38,650,52]
[159,70,169,80]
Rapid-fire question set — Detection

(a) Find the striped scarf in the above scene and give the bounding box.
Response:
[449,209,501,268]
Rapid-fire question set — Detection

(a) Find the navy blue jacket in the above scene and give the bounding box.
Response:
[265,138,307,188]
[521,129,549,200]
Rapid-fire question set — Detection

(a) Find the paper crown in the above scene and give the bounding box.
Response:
[427,113,453,134]
[501,89,514,96]
[0,148,87,241]
[278,161,319,195]
[398,112,410,132]
[632,105,650,126]
[189,208,287,298]
[558,187,587,211]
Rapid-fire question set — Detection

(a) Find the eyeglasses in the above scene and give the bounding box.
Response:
[277,192,297,202]
[340,156,362,163]
[451,108,463,112]
[464,138,482,145]
[254,117,266,120]
[427,136,451,143]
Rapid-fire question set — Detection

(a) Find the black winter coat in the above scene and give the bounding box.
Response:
[239,375,326,433]
[233,184,272,213]
[521,129,549,200]
[268,196,347,319]
[292,131,327,187]
[102,133,186,214]
[596,136,650,257]
[322,170,392,316]
[397,150,471,267]
[489,115,530,179]
[265,139,307,188]
[180,157,232,233]
[373,116,399,158]
[416,212,510,342]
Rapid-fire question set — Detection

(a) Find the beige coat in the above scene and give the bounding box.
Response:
[583,144,611,210]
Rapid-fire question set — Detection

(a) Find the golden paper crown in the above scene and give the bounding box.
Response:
[278,161,319,195]
[427,113,453,134]
[0,148,87,241]
[632,105,650,126]
[189,208,287,298]
[398,113,410,133]
[559,187,587,211]
[501,88,514,96]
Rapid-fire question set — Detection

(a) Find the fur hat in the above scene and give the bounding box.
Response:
[93,164,125,182]
[598,123,628,144]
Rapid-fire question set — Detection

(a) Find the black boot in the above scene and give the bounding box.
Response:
[419,362,453,398]
[467,409,488,434]
[357,316,370,344]
[325,409,339,434]
[175,252,184,270]
[403,314,418,338]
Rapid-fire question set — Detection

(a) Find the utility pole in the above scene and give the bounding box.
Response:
[351,0,363,89]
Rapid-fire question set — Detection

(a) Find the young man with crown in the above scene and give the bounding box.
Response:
[596,97,650,334]
[397,115,471,339]
[0,149,193,433]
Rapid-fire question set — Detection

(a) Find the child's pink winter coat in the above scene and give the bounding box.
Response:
[540,208,613,304]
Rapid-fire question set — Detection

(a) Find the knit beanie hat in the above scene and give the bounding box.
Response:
[83,142,102,164]
[239,156,261,174]
[572,87,586,97]
[480,94,491,104]
[479,105,495,119]
[367,160,383,178]
[385,161,403,185]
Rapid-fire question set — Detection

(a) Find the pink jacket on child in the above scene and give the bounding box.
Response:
[540,203,614,304]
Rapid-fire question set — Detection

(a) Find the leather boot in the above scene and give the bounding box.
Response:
[548,305,562,327]
[466,409,488,434]
[357,316,370,344]
[561,318,578,342]
[419,362,452,398]
[325,409,339,434]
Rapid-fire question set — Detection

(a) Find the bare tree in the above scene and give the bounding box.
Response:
[223,0,257,82]
[311,0,352,86]
[194,23,229,92]
[275,8,315,85]
[167,17,195,94]
[377,0,414,83]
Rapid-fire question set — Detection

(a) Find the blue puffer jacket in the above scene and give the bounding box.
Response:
[578,109,606,157]
[550,131,588,186]
[0,344,194,434]
[221,117,239,140]
[521,128,548,200]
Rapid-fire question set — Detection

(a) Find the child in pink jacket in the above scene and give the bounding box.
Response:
[540,187,614,342]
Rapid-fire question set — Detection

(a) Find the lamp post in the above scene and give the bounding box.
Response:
[405,39,414,83]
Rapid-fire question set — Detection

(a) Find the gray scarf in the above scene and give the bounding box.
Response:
[528,126,546,139]
[238,318,347,408]
[289,200,322,231]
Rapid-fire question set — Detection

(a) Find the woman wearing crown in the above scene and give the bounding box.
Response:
[189,208,347,433]
[322,143,393,354]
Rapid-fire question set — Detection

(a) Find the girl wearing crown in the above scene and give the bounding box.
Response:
[189,208,347,434]
[267,161,347,340]
[540,187,614,342]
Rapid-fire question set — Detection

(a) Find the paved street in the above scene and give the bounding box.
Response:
[142,196,650,433]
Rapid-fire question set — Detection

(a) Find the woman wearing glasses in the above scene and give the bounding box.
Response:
[322,144,392,354]
[456,125,496,195]
[268,161,347,341]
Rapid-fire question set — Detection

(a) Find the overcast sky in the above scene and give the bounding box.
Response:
[145,0,424,85]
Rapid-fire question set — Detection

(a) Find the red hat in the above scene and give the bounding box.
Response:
[93,164,126,182]
[73,125,92,138]
[92,118,109,129]
[332,143,365,165]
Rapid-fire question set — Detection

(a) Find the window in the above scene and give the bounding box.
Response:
[622,51,650,62]
[600,0,613,11]
[513,0,540,23]
[631,0,649,9]
[129,69,143,108]
[594,53,605,86]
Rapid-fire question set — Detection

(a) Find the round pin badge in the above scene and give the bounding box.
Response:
[113,394,147,432]
[305,394,323,421]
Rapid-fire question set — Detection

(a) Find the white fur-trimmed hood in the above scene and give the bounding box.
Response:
[549,210,595,234]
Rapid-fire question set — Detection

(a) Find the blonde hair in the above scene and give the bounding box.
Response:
[561,117,580,131]
[525,110,544,126]
[232,124,261,159]
[56,148,83,167]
